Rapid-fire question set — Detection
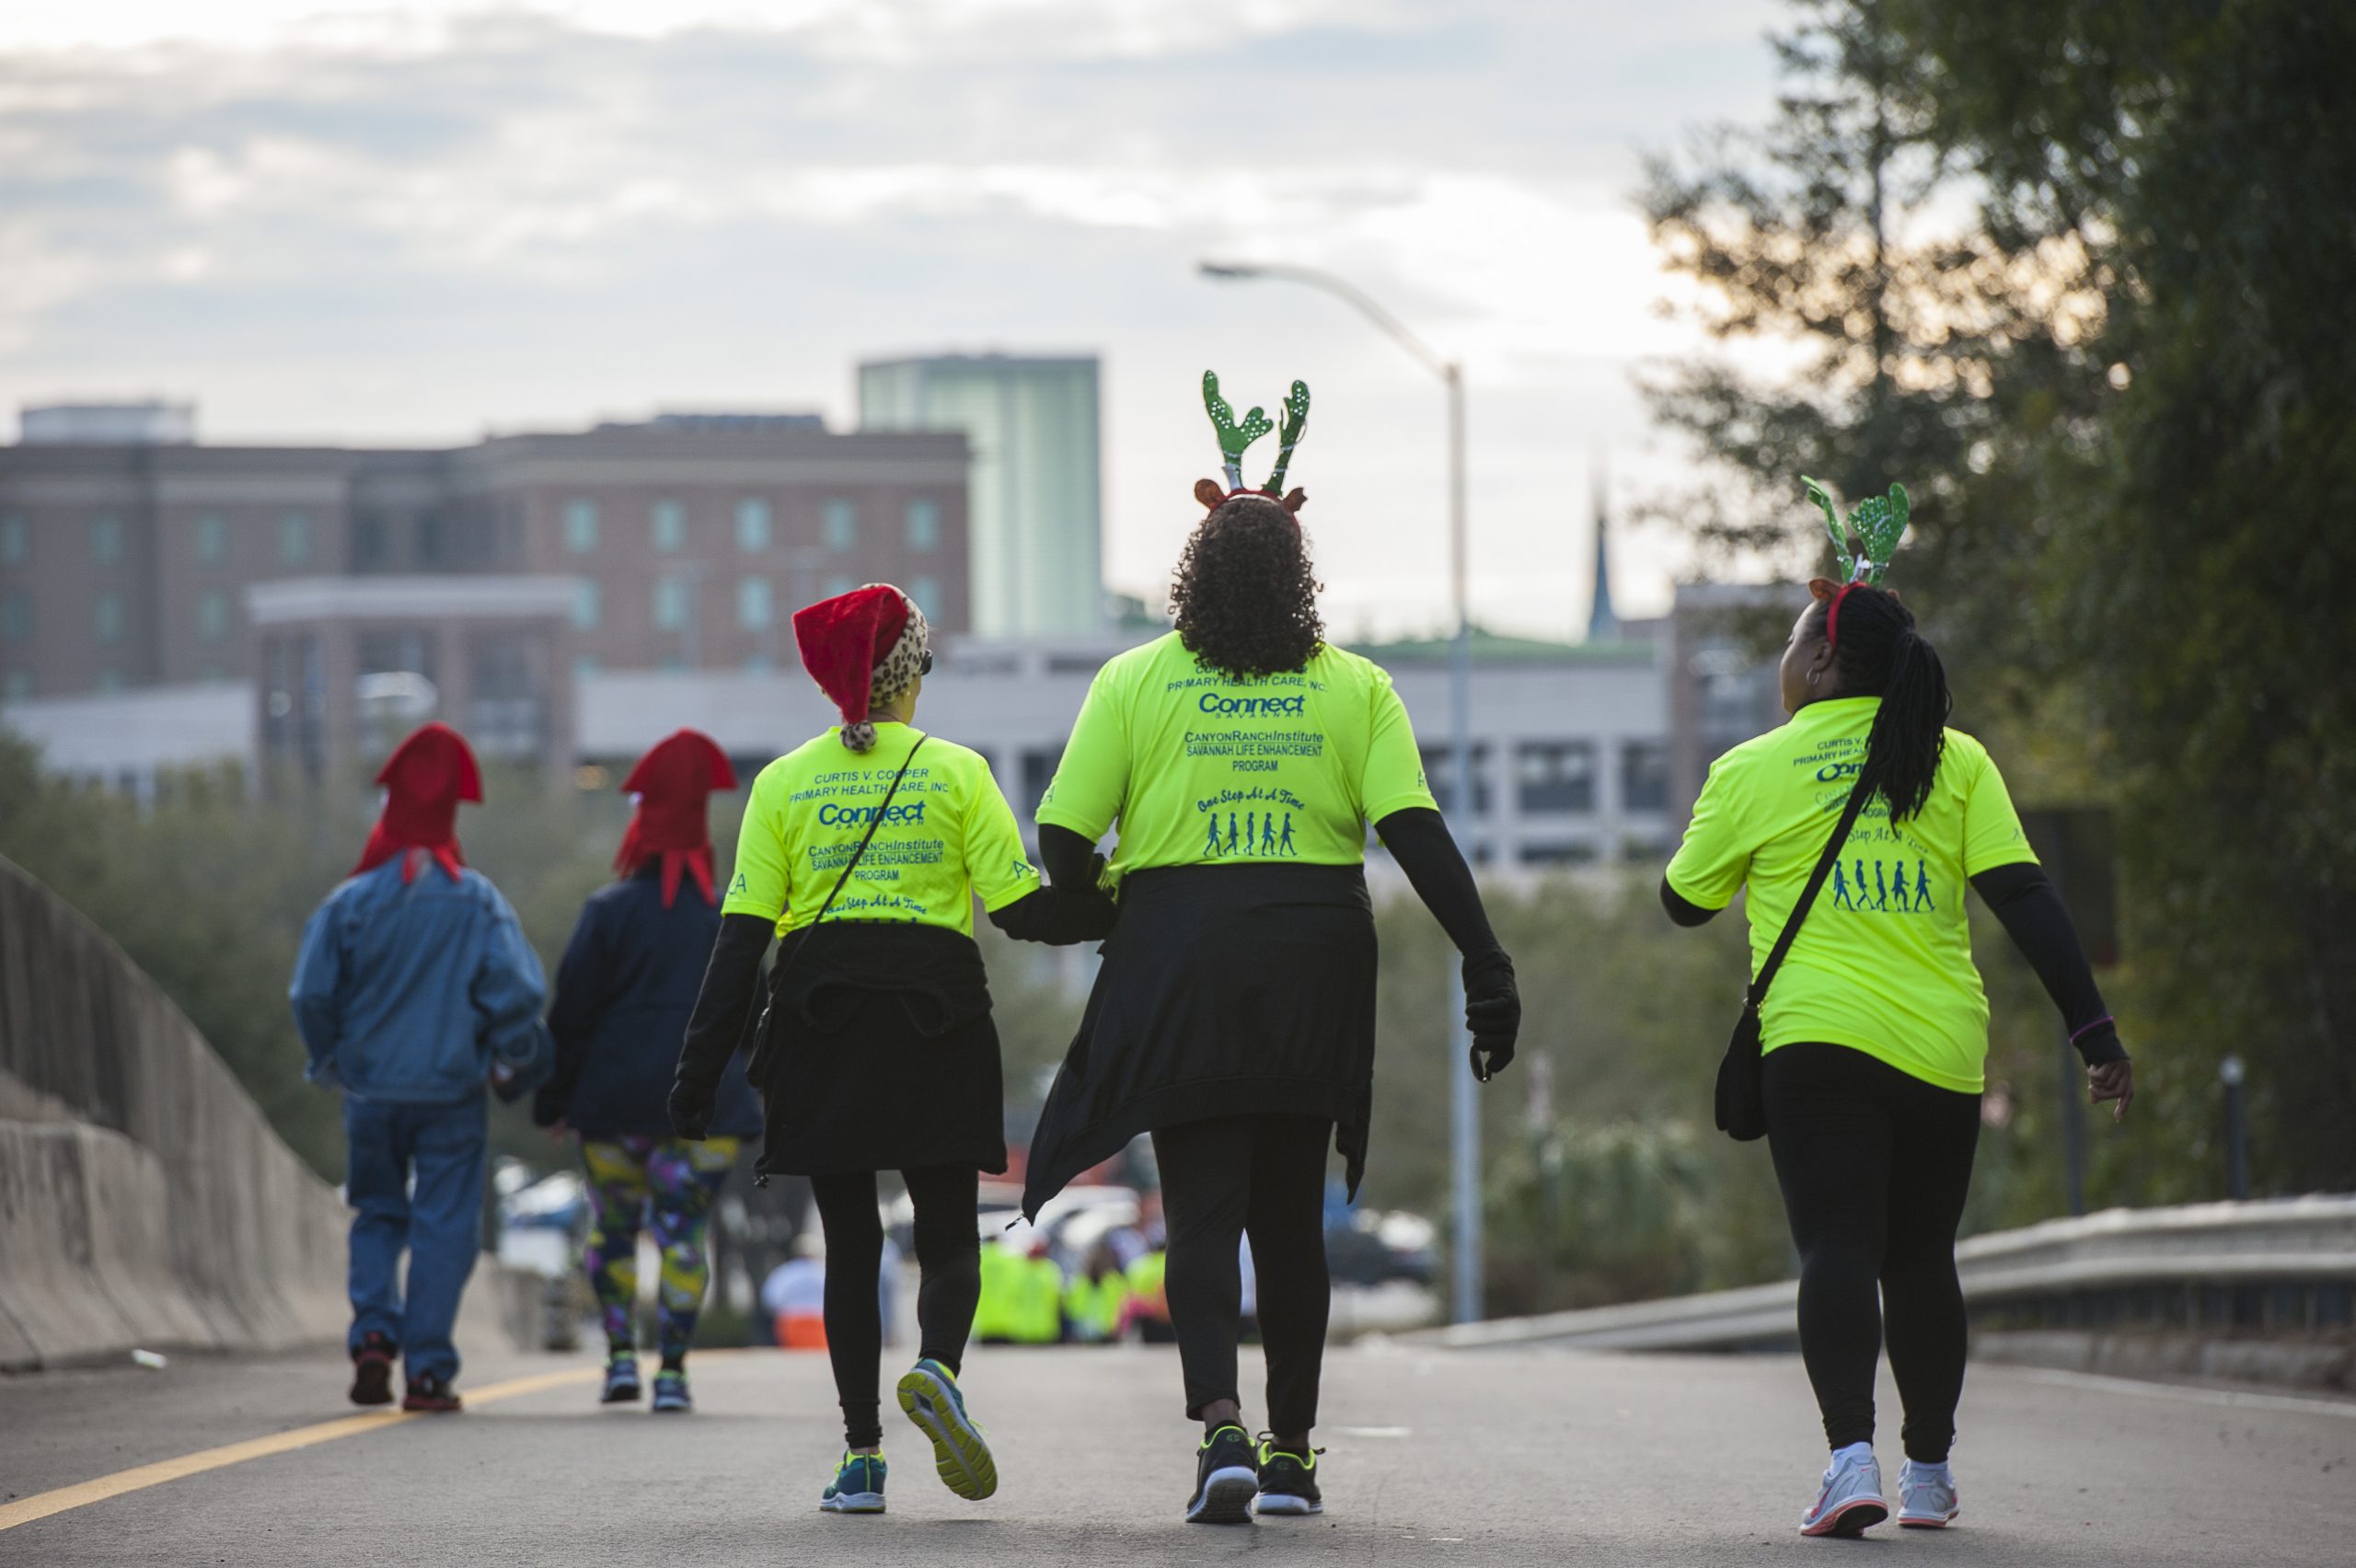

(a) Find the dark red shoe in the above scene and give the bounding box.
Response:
[401,1373,463,1412]
[349,1333,396,1407]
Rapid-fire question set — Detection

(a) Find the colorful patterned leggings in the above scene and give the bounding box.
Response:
[581,1136,740,1363]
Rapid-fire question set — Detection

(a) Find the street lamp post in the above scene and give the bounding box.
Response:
[1199,260,1483,1325]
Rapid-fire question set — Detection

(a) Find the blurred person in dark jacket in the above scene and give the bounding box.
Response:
[291,722,552,1414]
[533,729,760,1413]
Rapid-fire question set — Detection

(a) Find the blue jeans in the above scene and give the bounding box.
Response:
[344,1093,487,1382]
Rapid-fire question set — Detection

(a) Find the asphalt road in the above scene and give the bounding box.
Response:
[4,1336,2351,1565]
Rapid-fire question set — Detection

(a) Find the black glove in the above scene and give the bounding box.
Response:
[1463,951,1519,1083]
[668,1079,714,1142]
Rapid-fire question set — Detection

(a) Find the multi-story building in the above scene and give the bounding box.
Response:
[0,407,971,778]
[858,355,1103,639]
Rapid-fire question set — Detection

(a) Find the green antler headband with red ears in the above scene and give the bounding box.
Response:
[1802,475,1912,647]
[1193,370,1311,515]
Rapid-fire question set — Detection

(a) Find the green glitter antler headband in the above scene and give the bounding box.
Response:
[1803,475,1911,585]
[1195,370,1311,514]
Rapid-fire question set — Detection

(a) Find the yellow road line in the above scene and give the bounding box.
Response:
[0,1364,598,1534]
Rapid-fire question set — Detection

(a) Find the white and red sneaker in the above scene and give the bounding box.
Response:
[1897,1459,1960,1528]
[1800,1447,1888,1537]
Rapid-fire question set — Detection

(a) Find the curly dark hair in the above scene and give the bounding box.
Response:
[1169,496,1325,679]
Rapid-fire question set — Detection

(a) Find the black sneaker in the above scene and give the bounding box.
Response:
[349,1332,395,1407]
[402,1373,463,1413]
[1253,1436,1323,1516]
[1184,1424,1258,1524]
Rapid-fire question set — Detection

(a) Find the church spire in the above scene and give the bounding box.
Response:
[1587,459,1619,642]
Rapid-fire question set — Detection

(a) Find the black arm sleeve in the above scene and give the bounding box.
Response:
[1659,879,1720,928]
[1375,807,1503,961]
[532,902,605,1124]
[674,912,774,1098]
[1971,861,2127,1066]
[987,886,1119,946]
[1037,823,1100,891]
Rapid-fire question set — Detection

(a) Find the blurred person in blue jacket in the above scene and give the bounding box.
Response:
[531,729,761,1413]
[290,722,552,1413]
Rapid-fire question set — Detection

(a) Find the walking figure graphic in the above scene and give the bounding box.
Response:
[1872,861,1890,911]
[1225,814,1241,855]
[1889,862,1912,913]
[1913,860,1935,911]
[1244,812,1257,856]
[1831,862,1854,910]
[1277,814,1298,857]
[1205,816,1224,858]
[1260,816,1278,855]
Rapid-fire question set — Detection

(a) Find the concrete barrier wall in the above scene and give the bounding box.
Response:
[0,856,351,1367]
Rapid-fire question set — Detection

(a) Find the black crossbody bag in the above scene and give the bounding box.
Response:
[745,733,929,1088]
[1715,772,1876,1142]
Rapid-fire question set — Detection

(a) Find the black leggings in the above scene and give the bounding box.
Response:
[1763,1042,1981,1462]
[808,1165,980,1448]
[1152,1113,1332,1437]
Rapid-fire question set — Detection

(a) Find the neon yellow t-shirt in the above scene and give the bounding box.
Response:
[1664,697,2038,1093]
[1034,631,1438,880]
[722,723,1041,937]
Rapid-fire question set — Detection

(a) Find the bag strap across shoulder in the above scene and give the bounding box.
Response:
[806,732,929,932]
[1748,770,1877,1009]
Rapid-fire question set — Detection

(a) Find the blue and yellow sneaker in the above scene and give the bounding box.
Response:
[895,1358,999,1501]
[1253,1436,1323,1516]
[599,1352,641,1405]
[819,1450,887,1515]
[650,1368,691,1413]
[1185,1424,1259,1524]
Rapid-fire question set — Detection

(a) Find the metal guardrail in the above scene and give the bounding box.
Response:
[1410,1196,2356,1353]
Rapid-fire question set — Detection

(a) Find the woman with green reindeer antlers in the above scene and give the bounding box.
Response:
[1660,478,2133,1539]
[1022,371,1521,1526]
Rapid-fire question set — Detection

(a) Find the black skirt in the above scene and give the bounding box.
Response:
[1022,862,1377,1217]
[750,924,1009,1179]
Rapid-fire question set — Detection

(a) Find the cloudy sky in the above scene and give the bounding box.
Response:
[0,1,1787,638]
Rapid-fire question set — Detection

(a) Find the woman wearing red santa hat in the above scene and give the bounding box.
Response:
[533,728,762,1414]
[670,582,1115,1516]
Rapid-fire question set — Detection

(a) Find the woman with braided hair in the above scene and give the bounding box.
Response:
[1022,375,1522,1526]
[668,583,1115,1516]
[1663,498,2133,1539]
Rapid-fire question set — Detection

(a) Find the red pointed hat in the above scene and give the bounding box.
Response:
[791,583,928,753]
[613,728,738,907]
[353,721,482,883]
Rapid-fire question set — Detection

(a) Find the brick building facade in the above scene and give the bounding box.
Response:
[0,419,971,704]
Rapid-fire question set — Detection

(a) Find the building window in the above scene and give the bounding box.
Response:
[194,513,226,565]
[92,513,123,565]
[738,576,772,629]
[907,498,941,552]
[908,575,941,616]
[652,499,686,553]
[823,498,857,552]
[3,671,29,702]
[563,499,599,554]
[1622,741,1671,813]
[2,513,29,566]
[197,590,230,642]
[94,591,125,643]
[1519,841,1600,867]
[0,589,29,642]
[735,498,772,552]
[1518,740,1597,814]
[574,654,600,678]
[279,511,312,564]
[823,573,856,600]
[95,669,122,693]
[653,576,690,631]
[1421,744,1493,816]
[572,580,602,630]
[352,514,392,571]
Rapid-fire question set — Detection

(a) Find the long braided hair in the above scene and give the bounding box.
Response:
[1811,584,1952,824]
